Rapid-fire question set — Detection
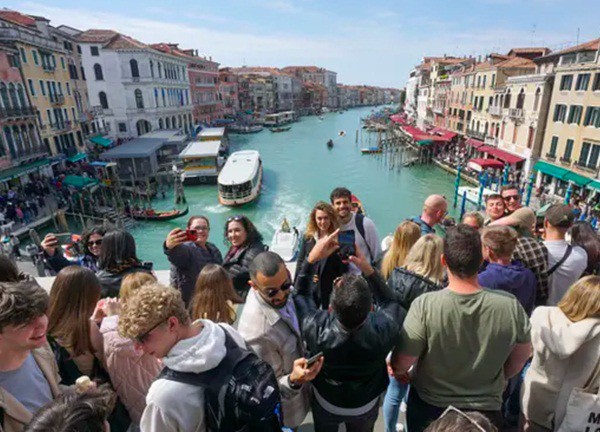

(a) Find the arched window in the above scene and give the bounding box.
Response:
[154,88,158,107]
[166,117,171,128]
[130,59,139,78]
[0,83,10,108]
[503,89,511,109]
[533,88,541,111]
[16,84,26,108]
[4,126,16,158]
[13,125,23,153]
[516,88,525,109]
[161,88,165,106]
[8,84,19,108]
[135,89,144,109]
[158,62,162,78]
[159,118,164,129]
[482,76,487,88]
[93,64,104,81]
[99,91,108,109]
[150,60,154,78]
[172,115,176,128]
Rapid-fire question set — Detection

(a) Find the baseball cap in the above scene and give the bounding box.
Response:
[544,204,574,228]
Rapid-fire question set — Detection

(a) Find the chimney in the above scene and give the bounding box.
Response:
[167,43,179,50]
[182,49,195,56]
[33,16,50,37]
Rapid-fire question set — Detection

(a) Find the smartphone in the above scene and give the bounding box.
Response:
[338,230,356,261]
[185,229,198,242]
[54,233,73,244]
[306,352,323,367]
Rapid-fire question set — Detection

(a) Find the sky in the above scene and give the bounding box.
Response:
[4,0,599,88]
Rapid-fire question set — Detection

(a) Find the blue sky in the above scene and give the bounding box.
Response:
[5,0,599,87]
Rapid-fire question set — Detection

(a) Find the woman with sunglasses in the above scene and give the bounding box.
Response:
[222,215,266,299]
[294,201,347,309]
[164,215,223,306]
[41,226,106,273]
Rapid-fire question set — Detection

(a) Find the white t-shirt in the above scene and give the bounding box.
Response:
[340,213,381,274]
[544,240,588,305]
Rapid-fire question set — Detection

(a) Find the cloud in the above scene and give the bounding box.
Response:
[252,0,302,13]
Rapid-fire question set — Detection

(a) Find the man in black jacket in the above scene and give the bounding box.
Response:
[294,232,406,432]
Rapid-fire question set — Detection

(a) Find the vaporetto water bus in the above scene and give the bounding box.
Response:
[217,150,263,206]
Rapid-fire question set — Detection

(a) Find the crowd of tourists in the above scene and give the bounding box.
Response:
[0,184,599,432]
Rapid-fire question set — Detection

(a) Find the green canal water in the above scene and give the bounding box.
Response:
[131,106,459,269]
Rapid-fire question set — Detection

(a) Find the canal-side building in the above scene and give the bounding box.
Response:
[77,29,193,138]
[0,11,87,159]
[282,66,338,108]
[230,67,299,113]
[0,42,49,188]
[534,38,600,199]
[152,44,222,126]
[218,67,239,118]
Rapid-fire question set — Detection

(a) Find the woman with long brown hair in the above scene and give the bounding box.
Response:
[189,264,243,324]
[294,201,347,309]
[380,220,421,280]
[47,266,104,384]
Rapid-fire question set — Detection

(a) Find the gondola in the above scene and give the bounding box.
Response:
[327,139,334,149]
[269,125,292,133]
[127,206,189,221]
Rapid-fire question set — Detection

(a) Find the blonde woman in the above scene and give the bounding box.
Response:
[294,201,347,309]
[189,264,243,325]
[99,271,161,424]
[521,275,600,432]
[380,221,421,280]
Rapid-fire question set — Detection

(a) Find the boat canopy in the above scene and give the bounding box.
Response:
[179,141,221,159]
[218,150,261,185]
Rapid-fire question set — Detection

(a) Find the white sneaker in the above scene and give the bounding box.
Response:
[400,401,407,413]
[396,424,405,432]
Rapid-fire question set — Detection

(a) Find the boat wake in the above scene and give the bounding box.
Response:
[202,204,230,214]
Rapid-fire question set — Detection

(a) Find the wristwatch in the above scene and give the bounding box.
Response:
[288,375,302,390]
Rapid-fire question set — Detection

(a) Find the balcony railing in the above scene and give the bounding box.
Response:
[50,94,65,105]
[0,106,37,119]
[559,156,572,166]
[466,128,486,140]
[488,106,502,116]
[42,64,56,73]
[545,152,556,161]
[509,108,524,120]
[485,136,499,146]
[0,27,63,51]
[11,146,48,163]
[51,121,72,132]
[573,161,599,173]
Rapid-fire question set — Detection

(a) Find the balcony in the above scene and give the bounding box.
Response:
[509,108,524,121]
[0,106,37,119]
[485,136,499,146]
[0,27,63,51]
[573,161,599,174]
[51,121,72,132]
[466,128,486,140]
[42,64,56,73]
[559,156,571,166]
[545,152,556,161]
[50,94,65,105]
[11,146,48,163]
[488,106,502,116]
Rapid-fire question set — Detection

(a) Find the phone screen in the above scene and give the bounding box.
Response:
[186,229,198,242]
[338,230,356,260]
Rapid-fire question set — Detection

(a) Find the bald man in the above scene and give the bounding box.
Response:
[411,195,448,235]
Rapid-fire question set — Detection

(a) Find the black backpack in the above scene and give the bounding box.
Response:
[158,330,283,432]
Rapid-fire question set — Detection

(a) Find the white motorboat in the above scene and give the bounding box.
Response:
[270,220,299,262]
[217,150,263,206]
[457,186,496,205]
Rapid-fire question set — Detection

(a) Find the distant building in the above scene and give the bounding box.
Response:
[218,67,239,117]
[282,66,338,108]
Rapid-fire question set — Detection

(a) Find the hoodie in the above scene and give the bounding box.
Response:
[478,261,537,315]
[140,320,245,432]
[521,307,600,430]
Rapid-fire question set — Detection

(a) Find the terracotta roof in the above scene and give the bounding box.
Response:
[537,38,600,60]
[104,34,148,50]
[77,29,120,43]
[0,10,37,28]
[489,53,509,60]
[496,56,536,69]
[507,47,550,56]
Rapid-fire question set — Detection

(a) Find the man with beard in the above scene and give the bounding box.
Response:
[238,251,324,430]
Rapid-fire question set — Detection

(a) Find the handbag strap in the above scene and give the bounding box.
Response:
[547,245,573,276]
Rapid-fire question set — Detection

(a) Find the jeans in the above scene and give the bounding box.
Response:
[383,376,409,432]
[406,388,503,432]
[312,398,380,432]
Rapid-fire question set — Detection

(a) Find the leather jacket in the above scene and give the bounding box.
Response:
[387,267,442,310]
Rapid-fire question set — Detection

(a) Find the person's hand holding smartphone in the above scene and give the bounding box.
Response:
[337,230,356,262]
[165,228,188,250]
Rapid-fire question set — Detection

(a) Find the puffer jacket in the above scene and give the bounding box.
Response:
[100,315,162,424]
[164,241,222,306]
[387,267,442,310]
[96,266,152,298]
[222,241,266,297]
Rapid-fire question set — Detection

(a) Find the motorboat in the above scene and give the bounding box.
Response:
[457,186,496,205]
[127,206,189,221]
[361,147,382,154]
[269,125,292,133]
[270,219,300,262]
[229,124,263,134]
[217,150,263,206]
[327,139,334,149]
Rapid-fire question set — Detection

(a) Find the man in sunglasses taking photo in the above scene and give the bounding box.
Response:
[238,251,324,430]
[489,184,536,237]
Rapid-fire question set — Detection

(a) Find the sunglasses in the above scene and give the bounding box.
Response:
[503,195,520,202]
[226,215,244,223]
[265,281,293,298]
[87,239,102,247]
[439,406,487,432]
[134,319,166,344]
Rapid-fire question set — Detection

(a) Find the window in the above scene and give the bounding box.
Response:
[32,50,38,65]
[589,144,600,169]
[77,45,82,54]
[575,73,590,91]
[482,76,487,88]
[27,79,35,96]
[81,67,86,81]
[491,74,496,88]
[7,54,19,68]
[134,89,144,109]
[20,48,27,63]
[130,59,139,78]
[99,91,108,109]
[549,136,558,157]
[93,64,104,81]
[584,106,600,128]
[58,82,63,96]
[579,142,591,166]
[567,105,583,124]
[150,60,154,78]
[39,80,45,96]
[516,89,525,109]
[66,83,71,95]
[90,46,99,56]
[553,104,567,122]
[533,88,541,111]
[118,122,127,132]
[503,90,511,108]
[594,74,600,91]
[560,75,573,91]
[564,139,574,160]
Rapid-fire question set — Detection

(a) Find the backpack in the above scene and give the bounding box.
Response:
[158,330,283,432]
[355,213,374,262]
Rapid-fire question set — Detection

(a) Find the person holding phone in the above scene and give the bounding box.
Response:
[164,216,223,306]
[295,230,407,432]
[41,226,106,274]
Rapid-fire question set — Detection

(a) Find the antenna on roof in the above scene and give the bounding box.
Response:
[576,27,580,45]
[531,23,536,46]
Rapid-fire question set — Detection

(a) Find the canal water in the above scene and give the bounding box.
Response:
[131,106,459,269]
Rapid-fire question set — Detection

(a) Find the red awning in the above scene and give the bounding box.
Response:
[390,114,406,125]
[466,138,484,148]
[479,146,525,164]
[401,126,450,142]
[468,158,505,172]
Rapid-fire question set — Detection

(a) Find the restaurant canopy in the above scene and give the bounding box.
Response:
[533,161,592,187]
[466,138,484,149]
[390,114,407,125]
[89,136,113,148]
[468,158,505,172]
[401,126,449,143]
[62,175,99,189]
[479,146,524,165]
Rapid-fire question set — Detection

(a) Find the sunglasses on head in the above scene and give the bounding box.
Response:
[135,319,165,344]
[227,215,244,223]
[87,239,102,247]
[265,281,293,298]
[439,406,487,432]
